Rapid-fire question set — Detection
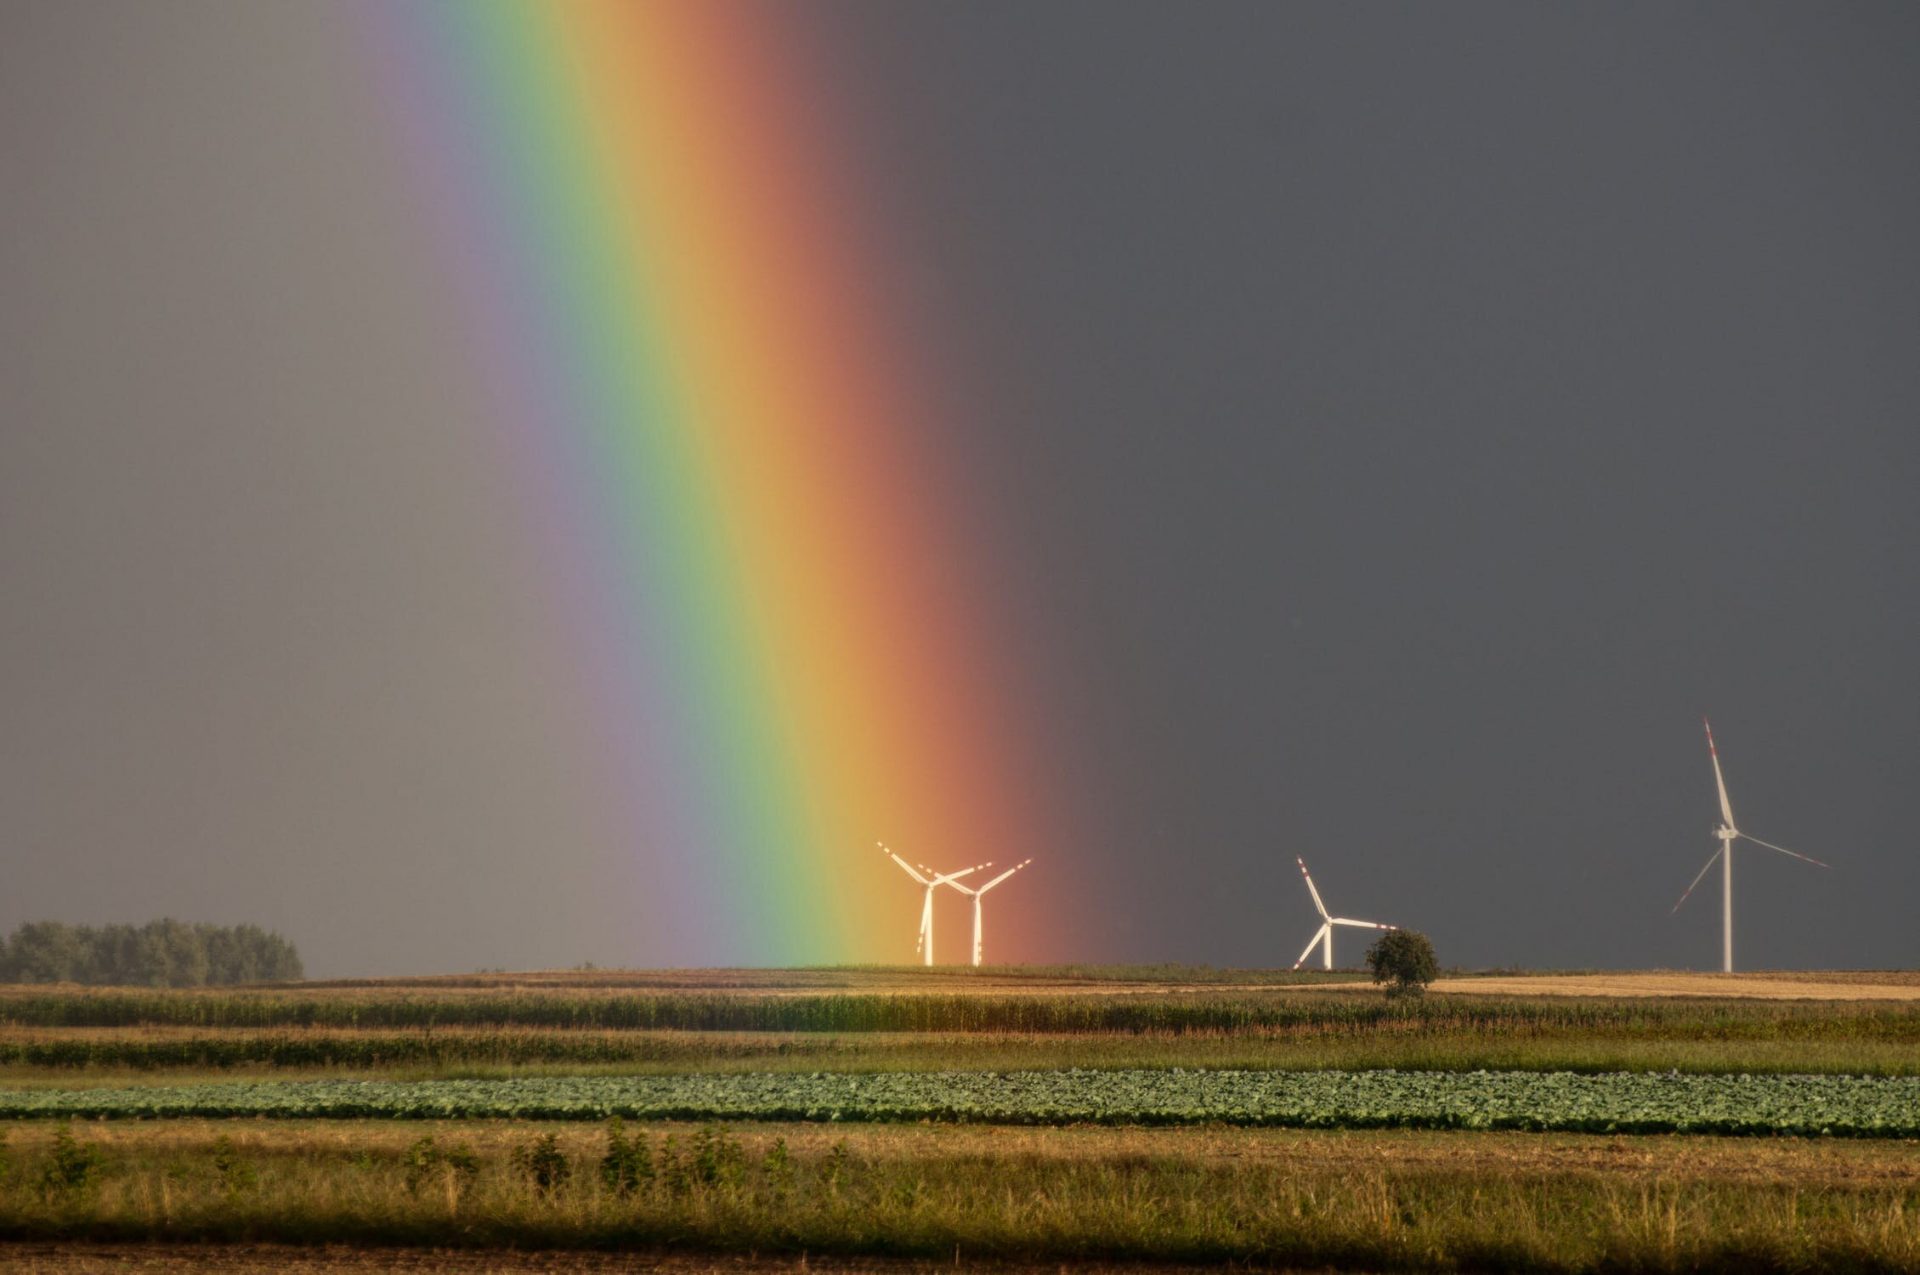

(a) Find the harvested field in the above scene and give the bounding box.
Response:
[1430,971,1920,1001]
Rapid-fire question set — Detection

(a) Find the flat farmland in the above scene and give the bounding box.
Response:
[4,968,1919,1271]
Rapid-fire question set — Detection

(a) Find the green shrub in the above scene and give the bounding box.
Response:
[401,1135,478,1197]
[658,1134,689,1197]
[821,1139,850,1194]
[695,1124,746,1190]
[39,1122,104,1199]
[762,1137,795,1197]
[509,1132,570,1197]
[598,1117,652,1196]
[210,1135,257,1195]
[1366,929,1439,996]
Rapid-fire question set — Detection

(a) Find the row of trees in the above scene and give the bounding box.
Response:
[0,920,303,987]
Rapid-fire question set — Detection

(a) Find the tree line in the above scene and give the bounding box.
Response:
[0,920,303,986]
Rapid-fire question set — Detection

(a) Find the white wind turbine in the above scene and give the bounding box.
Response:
[880,843,989,966]
[1290,857,1395,971]
[947,858,1033,966]
[1672,718,1830,973]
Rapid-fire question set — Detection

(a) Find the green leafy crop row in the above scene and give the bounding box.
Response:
[4,1069,1917,1137]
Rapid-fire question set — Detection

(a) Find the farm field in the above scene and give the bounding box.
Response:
[8,1018,1920,1082]
[4,968,1920,1271]
[8,1069,1920,1136]
[1,1119,1918,1270]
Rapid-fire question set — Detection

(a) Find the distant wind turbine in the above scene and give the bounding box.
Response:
[947,858,1033,966]
[880,843,988,966]
[1290,857,1395,971]
[1672,718,1830,973]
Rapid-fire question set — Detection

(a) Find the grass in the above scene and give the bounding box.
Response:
[8,984,1920,1033]
[4,1025,1920,1087]
[2,1119,1917,1272]
[4,993,1920,1084]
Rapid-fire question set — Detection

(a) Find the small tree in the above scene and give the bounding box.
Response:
[1365,929,1438,996]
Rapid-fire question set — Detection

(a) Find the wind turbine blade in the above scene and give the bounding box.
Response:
[977,858,1034,894]
[880,843,929,886]
[1704,718,1736,828]
[930,863,987,886]
[1737,833,1831,869]
[1296,857,1330,920]
[1331,918,1393,930]
[1291,923,1330,972]
[1671,845,1723,913]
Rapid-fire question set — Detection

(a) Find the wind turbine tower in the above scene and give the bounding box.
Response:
[1672,718,1830,973]
[880,843,988,966]
[1290,857,1395,971]
[948,858,1033,966]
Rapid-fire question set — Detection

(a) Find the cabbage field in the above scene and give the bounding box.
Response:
[5,1068,1918,1136]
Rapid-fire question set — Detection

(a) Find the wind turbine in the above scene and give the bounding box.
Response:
[947,858,1033,966]
[1290,857,1395,971]
[1672,718,1830,973]
[879,843,988,966]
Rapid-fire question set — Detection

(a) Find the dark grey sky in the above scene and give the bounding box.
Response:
[3,2,1915,974]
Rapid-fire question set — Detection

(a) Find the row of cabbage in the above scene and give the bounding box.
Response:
[3,1069,1916,1137]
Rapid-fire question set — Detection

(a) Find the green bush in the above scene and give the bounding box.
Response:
[598,1117,652,1196]
[509,1132,570,1197]
[39,1122,104,1200]
[762,1137,795,1197]
[690,1124,747,1190]
[210,1135,257,1195]
[1365,929,1439,996]
[402,1135,478,1197]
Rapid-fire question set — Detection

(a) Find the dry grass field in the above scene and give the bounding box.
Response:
[2,1119,1917,1270]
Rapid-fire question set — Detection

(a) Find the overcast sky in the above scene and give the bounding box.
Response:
[3,2,1915,974]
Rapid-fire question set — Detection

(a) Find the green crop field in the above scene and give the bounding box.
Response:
[5,1068,1920,1137]
[4,968,1919,1271]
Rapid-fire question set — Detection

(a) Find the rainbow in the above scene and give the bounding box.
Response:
[359,2,1052,964]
